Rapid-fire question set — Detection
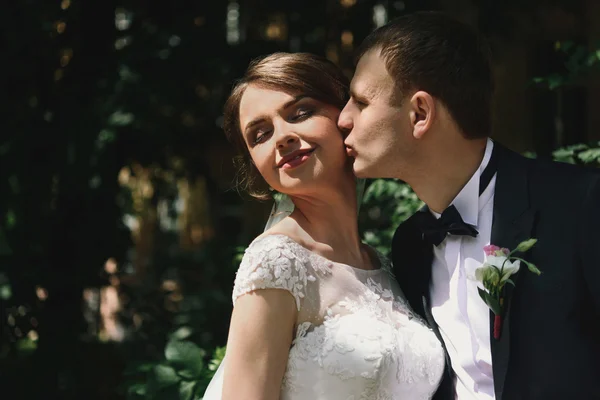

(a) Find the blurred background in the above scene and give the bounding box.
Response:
[1,0,599,399]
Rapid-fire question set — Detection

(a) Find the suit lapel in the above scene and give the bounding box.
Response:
[489,144,535,400]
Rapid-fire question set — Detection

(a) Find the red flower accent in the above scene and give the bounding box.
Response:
[493,314,503,340]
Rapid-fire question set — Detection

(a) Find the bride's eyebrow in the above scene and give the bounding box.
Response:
[243,94,308,134]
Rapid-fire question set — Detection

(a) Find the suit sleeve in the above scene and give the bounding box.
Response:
[581,173,600,312]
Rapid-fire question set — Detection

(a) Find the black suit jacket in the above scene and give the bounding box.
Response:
[392,144,600,400]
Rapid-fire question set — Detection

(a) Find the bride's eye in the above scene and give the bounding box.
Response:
[289,107,314,122]
[253,128,272,145]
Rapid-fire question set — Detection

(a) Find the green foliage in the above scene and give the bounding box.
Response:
[124,343,225,400]
[552,142,600,165]
[533,41,600,90]
[359,179,423,256]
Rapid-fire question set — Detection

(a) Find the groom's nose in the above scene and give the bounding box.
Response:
[338,104,353,136]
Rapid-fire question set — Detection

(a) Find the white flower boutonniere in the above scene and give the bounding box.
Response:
[474,239,541,339]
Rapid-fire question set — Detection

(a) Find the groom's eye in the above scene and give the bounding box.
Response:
[354,98,367,109]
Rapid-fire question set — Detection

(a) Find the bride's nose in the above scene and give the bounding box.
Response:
[275,128,299,149]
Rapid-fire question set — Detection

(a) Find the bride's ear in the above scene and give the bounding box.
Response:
[409,91,435,140]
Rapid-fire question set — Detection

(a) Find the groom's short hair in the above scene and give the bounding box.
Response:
[357,12,493,139]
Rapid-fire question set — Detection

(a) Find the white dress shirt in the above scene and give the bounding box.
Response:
[429,139,497,400]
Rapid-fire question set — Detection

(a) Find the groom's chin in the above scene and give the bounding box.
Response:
[351,161,369,179]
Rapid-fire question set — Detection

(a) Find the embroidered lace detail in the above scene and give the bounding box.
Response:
[226,234,444,400]
[232,235,315,310]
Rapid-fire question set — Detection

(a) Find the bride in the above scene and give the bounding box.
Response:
[203,52,444,400]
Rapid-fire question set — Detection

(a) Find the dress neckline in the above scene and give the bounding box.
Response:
[259,234,391,276]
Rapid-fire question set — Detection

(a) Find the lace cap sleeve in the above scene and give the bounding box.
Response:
[232,235,315,311]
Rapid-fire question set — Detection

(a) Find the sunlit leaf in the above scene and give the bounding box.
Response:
[0,284,12,300]
[108,111,135,126]
[208,346,226,372]
[577,148,600,164]
[170,326,193,341]
[16,337,37,354]
[6,210,16,229]
[165,340,205,379]
[147,364,180,396]
[179,380,197,400]
[97,129,116,144]
[127,383,147,396]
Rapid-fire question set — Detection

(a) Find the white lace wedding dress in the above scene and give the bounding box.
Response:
[203,234,445,400]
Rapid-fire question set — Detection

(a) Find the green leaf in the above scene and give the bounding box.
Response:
[5,210,16,229]
[147,364,180,393]
[578,148,600,164]
[165,340,205,379]
[515,238,537,253]
[179,381,197,400]
[208,346,226,372]
[170,326,193,341]
[127,383,147,396]
[505,278,516,287]
[123,361,157,376]
[108,110,135,126]
[1,284,13,300]
[478,288,502,315]
[547,74,565,90]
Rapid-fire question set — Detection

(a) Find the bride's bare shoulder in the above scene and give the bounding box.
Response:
[256,216,312,248]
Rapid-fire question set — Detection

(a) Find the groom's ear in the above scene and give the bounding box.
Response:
[409,91,435,140]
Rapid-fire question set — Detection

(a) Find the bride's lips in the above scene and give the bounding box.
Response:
[277,148,316,170]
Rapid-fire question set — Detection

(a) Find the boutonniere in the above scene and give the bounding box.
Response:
[474,239,541,340]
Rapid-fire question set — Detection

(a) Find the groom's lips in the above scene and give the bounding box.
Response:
[345,146,357,157]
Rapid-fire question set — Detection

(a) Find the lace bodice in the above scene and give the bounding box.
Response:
[205,234,444,400]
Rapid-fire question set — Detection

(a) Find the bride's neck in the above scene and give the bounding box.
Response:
[290,188,362,258]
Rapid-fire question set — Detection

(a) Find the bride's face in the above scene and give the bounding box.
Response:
[239,84,350,197]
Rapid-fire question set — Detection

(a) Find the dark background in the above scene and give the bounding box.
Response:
[1,0,599,399]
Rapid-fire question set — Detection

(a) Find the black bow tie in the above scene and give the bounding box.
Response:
[414,145,498,247]
[414,205,478,246]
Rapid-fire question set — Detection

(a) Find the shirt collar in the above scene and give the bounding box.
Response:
[432,138,495,227]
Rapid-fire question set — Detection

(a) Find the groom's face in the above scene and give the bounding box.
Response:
[339,49,413,179]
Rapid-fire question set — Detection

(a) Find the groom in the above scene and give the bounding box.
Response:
[339,11,600,400]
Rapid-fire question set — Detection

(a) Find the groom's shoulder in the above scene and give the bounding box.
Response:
[497,142,599,186]
[528,155,600,188]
